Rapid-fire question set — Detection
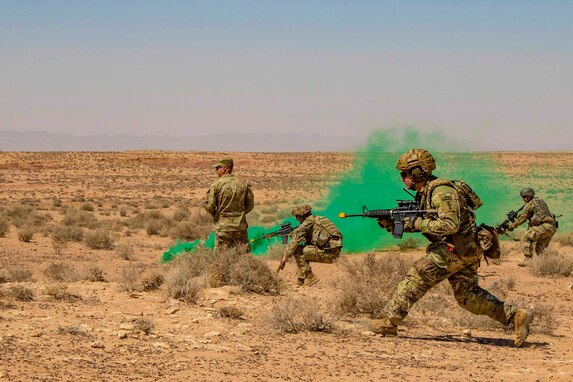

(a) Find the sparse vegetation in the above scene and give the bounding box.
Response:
[0,217,9,237]
[397,237,422,250]
[528,249,573,277]
[116,243,135,260]
[44,284,83,302]
[43,262,76,282]
[84,228,115,250]
[133,317,154,335]
[269,297,335,333]
[219,306,244,319]
[17,225,35,242]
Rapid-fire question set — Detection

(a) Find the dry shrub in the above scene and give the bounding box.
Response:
[219,306,244,319]
[1,266,34,283]
[139,272,164,291]
[163,267,203,303]
[4,285,34,301]
[84,228,115,250]
[116,243,135,260]
[227,253,282,294]
[0,217,9,237]
[57,325,87,336]
[186,208,212,239]
[528,249,573,277]
[61,208,98,229]
[169,221,200,241]
[17,226,35,242]
[172,206,190,222]
[81,265,107,282]
[80,203,94,211]
[44,284,83,302]
[118,264,144,292]
[263,243,285,260]
[335,253,411,318]
[145,218,172,237]
[397,237,422,250]
[269,296,335,333]
[51,224,84,244]
[43,262,77,282]
[531,303,558,335]
[134,317,154,335]
[553,232,573,247]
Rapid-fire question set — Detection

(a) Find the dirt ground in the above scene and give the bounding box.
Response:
[1,151,572,381]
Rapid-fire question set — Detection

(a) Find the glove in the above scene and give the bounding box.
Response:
[507,224,515,232]
[377,218,393,232]
[403,216,422,231]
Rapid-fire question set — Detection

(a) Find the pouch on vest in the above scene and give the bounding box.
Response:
[451,180,483,210]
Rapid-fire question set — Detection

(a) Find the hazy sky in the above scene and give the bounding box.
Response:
[1,1,572,150]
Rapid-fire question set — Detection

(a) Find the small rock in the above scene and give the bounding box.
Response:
[153,342,170,349]
[129,293,143,299]
[166,307,180,315]
[0,372,6,379]
[119,323,135,331]
[90,342,105,349]
[203,331,221,338]
[30,332,43,338]
[361,331,376,337]
[568,283,573,290]
[462,329,472,337]
[118,331,128,339]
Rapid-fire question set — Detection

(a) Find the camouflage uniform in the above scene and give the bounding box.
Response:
[383,177,517,327]
[205,167,255,252]
[284,214,343,282]
[509,197,557,258]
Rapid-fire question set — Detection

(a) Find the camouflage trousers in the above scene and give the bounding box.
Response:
[293,245,341,279]
[522,223,556,258]
[215,230,251,253]
[384,244,516,326]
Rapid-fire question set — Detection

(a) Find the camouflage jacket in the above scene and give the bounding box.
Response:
[204,174,254,233]
[284,215,343,258]
[512,197,555,229]
[412,177,479,257]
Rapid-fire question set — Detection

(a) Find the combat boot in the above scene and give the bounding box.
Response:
[369,318,398,336]
[303,274,320,287]
[296,278,305,287]
[513,308,534,347]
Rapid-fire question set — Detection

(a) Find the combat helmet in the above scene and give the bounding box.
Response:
[292,204,312,217]
[396,149,436,182]
[520,187,535,198]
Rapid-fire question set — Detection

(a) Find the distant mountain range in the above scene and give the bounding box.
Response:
[0,131,364,152]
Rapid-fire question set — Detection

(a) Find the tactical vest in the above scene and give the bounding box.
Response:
[530,197,555,226]
[312,216,343,248]
[418,178,480,255]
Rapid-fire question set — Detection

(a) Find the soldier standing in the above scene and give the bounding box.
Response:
[205,157,255,252]
[277,204,343,287]
[370,149,534,347]
[505,187,557,267]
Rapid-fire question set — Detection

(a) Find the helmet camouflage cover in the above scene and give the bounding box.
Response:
[520,187,535,198]
[292,204,312,217]
[396,149,436,174]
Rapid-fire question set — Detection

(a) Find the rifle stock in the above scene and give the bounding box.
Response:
[250,222,296,244]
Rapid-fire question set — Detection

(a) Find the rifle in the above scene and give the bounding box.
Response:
[496,205,525,234]
[249,222,297,245]
[338,200,437,239]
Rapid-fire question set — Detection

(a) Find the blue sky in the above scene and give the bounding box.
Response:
[1,1,572,150]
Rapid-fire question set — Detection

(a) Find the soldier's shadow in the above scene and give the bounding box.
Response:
[406,334,550,348]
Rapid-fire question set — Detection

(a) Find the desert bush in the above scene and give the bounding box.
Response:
[6,267,34,282]
[187,208,212,239]
[52,198,62,208]
[133,317,154,335]
[6,285,34,301]
[139,272,164,291]
[172,207,190,222]
[17,225,35,242]
[119,207,128,217]
[335,253,411,318]
[169,221,199,241]
[553,232,573,247]
[44,284,83,302]
[43,262,76,282]
[259,214,278,225]
[528,249,573,277]
[227,253,282,294]
[397,237,422,250]
[116,243,135,260]
[118,263,144,292]
[51,224,84,244]
[268,297,335,333]
[57,325,87,336]
[84,229,115,250]
[61,208,98,229]
[80,203,94,211]
[263,243,285,260]
[531,304,558,335]
[163,266,203,303]
[81,265,107,282]
[218,306,244,319]
[0,217,9,237]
